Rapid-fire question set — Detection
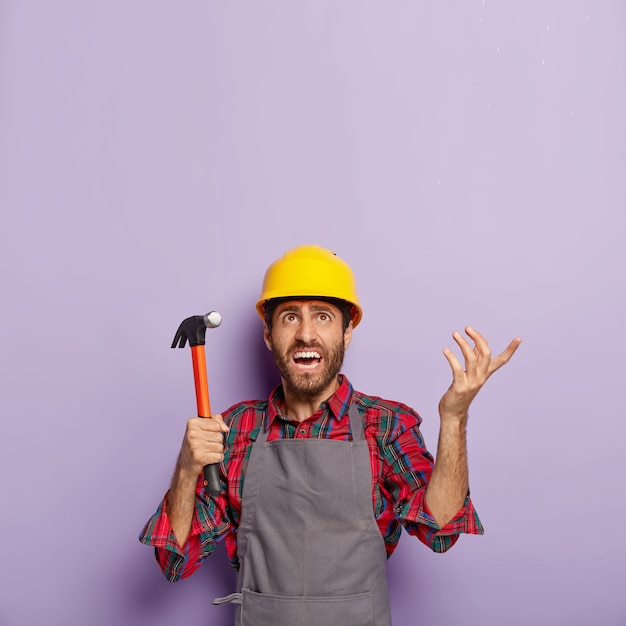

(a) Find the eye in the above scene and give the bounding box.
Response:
[317,312,331,322]
[283,313,298,323]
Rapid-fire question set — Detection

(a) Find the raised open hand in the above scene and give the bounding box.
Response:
[438,326,522,421]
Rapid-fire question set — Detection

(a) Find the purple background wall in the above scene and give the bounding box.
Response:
[1,2,624,625]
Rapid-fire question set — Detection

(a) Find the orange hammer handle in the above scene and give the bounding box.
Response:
[190,345,221,496]
[191,345,211,417]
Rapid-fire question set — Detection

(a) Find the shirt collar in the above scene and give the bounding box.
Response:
[265,374,354,429]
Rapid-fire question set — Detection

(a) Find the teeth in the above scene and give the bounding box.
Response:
[294,351,321,359]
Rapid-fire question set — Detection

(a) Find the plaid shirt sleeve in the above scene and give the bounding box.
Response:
[399,490,484,553]
[138,476,232,582]
[380,410,484,553]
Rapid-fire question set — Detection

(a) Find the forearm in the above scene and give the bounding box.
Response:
[427,326,521,526]
[166,459,201,548]
[165,414,229,547]
[425,416,469,528]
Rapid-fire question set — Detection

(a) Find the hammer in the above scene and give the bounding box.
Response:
[171,311,223,496]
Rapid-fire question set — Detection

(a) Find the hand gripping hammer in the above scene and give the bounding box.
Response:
[171,311,223,497]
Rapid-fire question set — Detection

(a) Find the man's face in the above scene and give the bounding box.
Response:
[263,300,353,401]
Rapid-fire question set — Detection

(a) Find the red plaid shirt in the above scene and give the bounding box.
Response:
[139,376,483,582]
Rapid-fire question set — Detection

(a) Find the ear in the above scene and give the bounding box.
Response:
[263,323,273,351]
[343,322,353,350]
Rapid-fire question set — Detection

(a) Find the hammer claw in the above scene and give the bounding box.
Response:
[171,330,188,349]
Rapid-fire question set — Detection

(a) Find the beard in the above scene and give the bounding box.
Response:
[271,339,345,401]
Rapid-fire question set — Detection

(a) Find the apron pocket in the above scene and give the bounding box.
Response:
[239,588,374,626]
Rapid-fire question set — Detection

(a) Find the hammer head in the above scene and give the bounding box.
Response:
[171,312,222,348]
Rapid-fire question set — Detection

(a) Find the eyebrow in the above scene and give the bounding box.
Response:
[276,303,336,316]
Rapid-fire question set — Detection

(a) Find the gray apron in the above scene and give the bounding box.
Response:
[213,403,392,625]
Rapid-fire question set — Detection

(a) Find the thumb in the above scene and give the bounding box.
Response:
[211,413,230,433]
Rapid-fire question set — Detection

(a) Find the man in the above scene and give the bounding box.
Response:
[140,244,521,625]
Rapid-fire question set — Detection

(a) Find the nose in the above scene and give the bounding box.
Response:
[295,315,317,344]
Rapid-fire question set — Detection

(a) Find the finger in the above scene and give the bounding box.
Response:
[442,346,465,381]
[189,416,218,431]
[452,330,478,374]
[189,415,228,433]
[210,413,230,433]
[465,326,491,375]
[196,439,225,467]
[182,425,225,470]
[203,414,228,431]
[496,337,522,364]
[488,337,522,375]
[465,326,490,356]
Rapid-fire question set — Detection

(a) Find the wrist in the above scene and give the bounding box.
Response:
[438,395,470,425]
[438,410,468,428]
[172,459,201,490]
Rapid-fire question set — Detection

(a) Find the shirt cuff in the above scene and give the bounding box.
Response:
[398,491,484,553]
[138,490,218,556]
[139,490,223,581]
[138,495,183,556]
[418,495,484,536]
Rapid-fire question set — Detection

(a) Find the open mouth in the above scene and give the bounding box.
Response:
[292,350,322,370]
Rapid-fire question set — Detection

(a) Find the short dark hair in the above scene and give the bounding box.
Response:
[264,297,352,333]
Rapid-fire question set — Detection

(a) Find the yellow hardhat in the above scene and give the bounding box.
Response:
[256,245,362,327]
